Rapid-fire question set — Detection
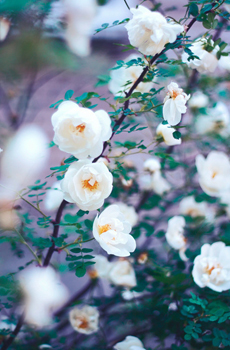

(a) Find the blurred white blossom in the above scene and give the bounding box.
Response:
[69,305,99,334]
[196,151,230,197]
[192,242,230,292]
[109,259,137,288]
[19,266,69,327]
[163,82,190,126]
[182,38,219,73]
[93,204,136,257]
[116,202,138,227]
[218,54,230,71]
[114,335,146,350]
[51,101,112,159]
[44,181,64,211]
[61,160,113,211]
[125,6,183,56]
[195,102,230,137]
[165,216,188,261]
[188,91,209,109]
[156,123,181,146]
[89,255,112,279]
[0,17,10,41]
[143,158,161,173]
[109,54,155,96]
[179,196,214,221]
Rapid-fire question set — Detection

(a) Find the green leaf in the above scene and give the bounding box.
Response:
[189,3,199,17]
[64,90,74,100]
[75,264,86,277]
[173,131,181,140]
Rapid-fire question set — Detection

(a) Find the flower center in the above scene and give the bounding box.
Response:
[212,171,218,179]
[78,317,89,329]
[98,224,111,235]
[70,123,85,134]
[205,263,221,275]
[171,90,180,99]
[82,178,99,191]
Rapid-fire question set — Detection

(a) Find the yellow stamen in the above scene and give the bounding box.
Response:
[82,179,99,191]
[98,224,111,235]
[212,171,218,179]
[70,123,85,133]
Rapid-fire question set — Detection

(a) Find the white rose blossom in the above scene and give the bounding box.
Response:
[188,91,209,109]
[69,305,99,334]
[196,151,230,197]
[143,158,161,173]
[44,181,64,211]
[109,54,155,97]
[63,0,98,57]
[51,101,112,159]
[192,242,230,292]
[19,266,69,328]
[125,5,183,56]
[141,158,171,195]
[114,335,146,350]
[108,259,137,288]
[93,204,136,257]
[195,102,230,137]
[156,122,182,146]
[179,196,214,221]
[182,38,219,73]
[218,54,230,71]
[163,82,190,126]
[90,255,112,279]
[116,202,138,227]
[61,160,113,211]
[165,216,188,261]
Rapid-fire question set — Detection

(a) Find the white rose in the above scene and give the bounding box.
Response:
[61,160,113,211]
[114,335,146,350]
[109,54,155,96]
[19,266,69,327]
[51,101,112,159]
[115,202,138,227]
[143,158,161,173]
[69,305,99,334]
[125,6,183,56]
[44,181,64,211]
[192,242,230,292]
[188,91,209,109]
[195,102,230,137]
[91,255,112,279]
[1,124,49,194]
[108,260,137,288]
[196,151,230,197]
[165,216,187,261]
[182,38,219,73]
[93,204,136,257]
[152,170,171,195]
[63,0,97,57]
[218,54,230,71]
[179,196,214,221]
[163,82,190,126]
[0,17,10,41]
[156,122,181,146]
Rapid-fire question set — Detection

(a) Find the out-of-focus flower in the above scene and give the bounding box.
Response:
[218,54,230,71]
[61,160,113,211]
[121,289,142,301]
[179,196,214,221]
[196,151,230,197]
[168,302,178,311]
[0,17,10,41]
[69,305,99,334]
[137,252,148,264]
[108,259,137,288]
[182,38,219,73]
[19,266,69,327]
[109,54,155,96]
[188,91,209,109]
[93,205,136,257]
[44,181,64,211]
[114,335,146,350]
[63,0,98,57]
[125,6,183,56]
[195,102,230,137]
[152,171,171,195]
[163,82,190,126]
[165,216,188,261]
[89,255,112,279]
[143,158,161,173]
[51,101,111,159]
[115,202,138,227]
[121,177,133,189]
[1,124,49,194]
[192,242,230,292]
[156,123,181,146]
[0,200,19,230]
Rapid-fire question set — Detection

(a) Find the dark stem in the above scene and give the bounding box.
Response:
[1,313,24,350]
[43,199,67,266]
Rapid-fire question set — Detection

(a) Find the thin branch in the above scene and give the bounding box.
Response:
[124,0,130,10]
[1,313,25,350]
[15,228,42,265]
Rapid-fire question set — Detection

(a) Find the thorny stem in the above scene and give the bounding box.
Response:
[15,229,42,265]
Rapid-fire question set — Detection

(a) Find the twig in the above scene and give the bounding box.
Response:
[15,228,42,265]
[1,313,25,350]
